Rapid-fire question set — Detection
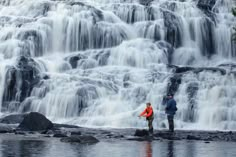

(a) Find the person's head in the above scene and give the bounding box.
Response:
[146,102,151,107]
[167,93,173,99]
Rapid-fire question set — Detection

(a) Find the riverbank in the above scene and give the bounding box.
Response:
[1,122,236,143]
[0,112,235,143]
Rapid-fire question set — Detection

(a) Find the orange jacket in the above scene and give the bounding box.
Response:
[140,106,153,118]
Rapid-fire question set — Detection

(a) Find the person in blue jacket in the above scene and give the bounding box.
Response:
[165,93,177,132]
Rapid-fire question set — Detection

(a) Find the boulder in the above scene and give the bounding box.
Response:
[0,123,14,133]
[0,114,26,124]
[134,129,149,137]
[18,112,53,131]
[60,135,99,144]
[77,135,99,144]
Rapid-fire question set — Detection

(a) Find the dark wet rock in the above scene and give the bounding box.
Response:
[14,131,26,135]
[168,65,194,73]
[53,133,68,138]
[106,134,113,138]
[166,74,182,96]
[139,0,153,6]
[123,73,131,88]
[193,67,226,75]
[66,54,87,69]
[3,124,236,142]
[60,135,99,144]
[18,112,53,131]
[164,64,227,99]
[76,135,99,144]
[134,129,149,137]
[53,123,80,129]
[42,74,50,80]
[0,114,26,124]
[186,135,201,140]
[218,63,236,72]
[197,0,217,22]
[197,18,215,57]
[71,131,82,136]
[231,39,236,58]
[2,56,41,112]
[153,130,236,142]
[60,136,81,143]
[168,65,226,75]
[40,129,54,135]
[0,124,14,133]
[163,11,182,48]
[197,0,216,11]
[114,135,125,138]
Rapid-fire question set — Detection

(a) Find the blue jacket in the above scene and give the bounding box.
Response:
[165,98,177,116]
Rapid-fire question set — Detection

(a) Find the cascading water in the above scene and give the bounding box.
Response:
[0,0,236,130]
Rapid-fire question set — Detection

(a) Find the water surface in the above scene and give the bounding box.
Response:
[0,135,236,157]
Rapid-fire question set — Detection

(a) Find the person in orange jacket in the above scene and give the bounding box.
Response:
[139,102,154,134]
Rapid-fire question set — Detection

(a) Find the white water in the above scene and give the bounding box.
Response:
[0,0,236,130]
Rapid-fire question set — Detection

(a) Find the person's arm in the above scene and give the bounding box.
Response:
[139,109,147,117]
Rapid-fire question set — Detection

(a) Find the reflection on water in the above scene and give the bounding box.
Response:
[167,141,174,157]
[1,140,48,157]
[0,135,236,157]
[145,142,152,157]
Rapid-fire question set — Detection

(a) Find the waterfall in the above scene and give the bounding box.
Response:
[0,0,236,130]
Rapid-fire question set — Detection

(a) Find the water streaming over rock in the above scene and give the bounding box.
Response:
[0,0,236,130]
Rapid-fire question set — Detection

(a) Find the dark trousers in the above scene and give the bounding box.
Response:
[147,117,154,133]
[167,115,174,132]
